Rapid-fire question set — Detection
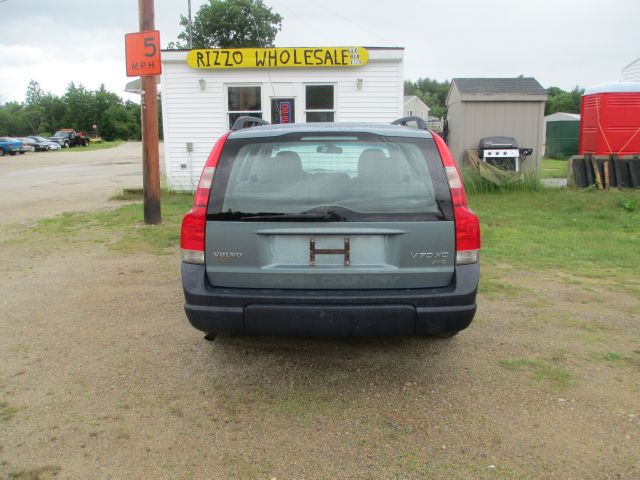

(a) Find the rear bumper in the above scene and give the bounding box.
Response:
[182,263,479,337]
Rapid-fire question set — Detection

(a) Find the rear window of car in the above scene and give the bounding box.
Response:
[209,133,453,222]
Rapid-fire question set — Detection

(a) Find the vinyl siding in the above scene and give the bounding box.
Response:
[160,51,403,190]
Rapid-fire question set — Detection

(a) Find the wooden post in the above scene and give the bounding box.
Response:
[139,0,161,224]
[591,157,603,190]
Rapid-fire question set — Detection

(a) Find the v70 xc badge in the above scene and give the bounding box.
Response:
[309,238,350,267]
[411,251,449,265]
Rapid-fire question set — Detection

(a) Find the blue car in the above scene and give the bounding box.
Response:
[0,136,22,156]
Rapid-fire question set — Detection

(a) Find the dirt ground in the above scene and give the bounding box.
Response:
[0,154,639,478]
[0,231,638,479]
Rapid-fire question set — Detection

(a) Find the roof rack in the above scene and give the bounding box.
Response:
[231,116,270,131]
[391,116,428,130]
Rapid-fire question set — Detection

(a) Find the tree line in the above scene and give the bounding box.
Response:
[0,80,159,142]
[404,78,584,118]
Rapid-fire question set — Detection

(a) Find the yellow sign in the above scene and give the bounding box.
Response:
[186,47,369,69]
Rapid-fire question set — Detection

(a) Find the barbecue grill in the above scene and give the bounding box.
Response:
[478,136,533,171]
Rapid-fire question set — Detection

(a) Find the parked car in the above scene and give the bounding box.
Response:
[0,136,23,156]
[19,138,36,152]
[21,137,44,151]
[180,118,481,339]
[9,137,28,154]
[49,129,90,148]
[28,136,61,151]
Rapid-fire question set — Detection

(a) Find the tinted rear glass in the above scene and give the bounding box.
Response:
[209,133,452,222]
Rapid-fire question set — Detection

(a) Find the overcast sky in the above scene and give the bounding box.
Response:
[1,0,638,104]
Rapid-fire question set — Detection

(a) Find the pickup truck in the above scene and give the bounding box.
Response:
[0,136,23,156]
[49,129,90,148]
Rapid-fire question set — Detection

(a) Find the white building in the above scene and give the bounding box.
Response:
[403,95,429,119]
[159,46,404,191]
[621,57,640,82]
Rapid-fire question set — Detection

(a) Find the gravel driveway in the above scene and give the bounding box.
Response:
[0,143,146,226]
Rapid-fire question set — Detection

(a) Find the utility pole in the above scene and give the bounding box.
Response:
[139,0,161,224]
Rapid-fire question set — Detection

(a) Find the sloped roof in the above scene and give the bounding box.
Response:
[544,112,580,122]
[403,95,429,111]
[452,77,547,95]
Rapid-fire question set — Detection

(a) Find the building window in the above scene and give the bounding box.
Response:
[409,109,413,116]
[228,85,262,128]
[305,85,334,122]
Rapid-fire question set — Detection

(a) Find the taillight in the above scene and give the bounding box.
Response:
[431,132,481,265]
[180,132,231,264]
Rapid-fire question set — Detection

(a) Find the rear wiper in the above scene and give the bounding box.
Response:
[239,212,332,221]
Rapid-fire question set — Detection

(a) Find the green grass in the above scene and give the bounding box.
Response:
[541,158,569,178]
[31,190,193,255]
[468,188,640,277]
[110,188,145,201]
[0,401,20,421]
[63,140,123,152]
[499,359,571,392]
[7,186,640,281]
[478,275,528,300]
[588,352,626,362]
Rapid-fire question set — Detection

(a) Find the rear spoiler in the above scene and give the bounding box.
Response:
[231,116,270,131]
[391,116,429,130]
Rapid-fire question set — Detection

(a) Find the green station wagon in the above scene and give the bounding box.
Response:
[180,118,480,339]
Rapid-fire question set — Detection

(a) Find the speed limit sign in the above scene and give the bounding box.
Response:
[125,30,161,77]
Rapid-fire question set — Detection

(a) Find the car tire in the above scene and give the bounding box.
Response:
[19,151,25,155]
[0,149,5,157]
[10,151,17,156]
[203,332,218,341]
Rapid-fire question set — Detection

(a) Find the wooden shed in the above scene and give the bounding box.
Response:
[445,77,548,170]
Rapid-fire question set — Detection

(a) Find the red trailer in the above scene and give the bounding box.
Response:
[579,82,640,155]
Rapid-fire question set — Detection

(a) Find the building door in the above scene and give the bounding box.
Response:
[271,98,295,124]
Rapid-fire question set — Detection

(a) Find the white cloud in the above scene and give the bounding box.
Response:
[0,0,638,104]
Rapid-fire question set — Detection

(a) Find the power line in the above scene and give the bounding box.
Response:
[268,0,333,44]
[306,0,401,47]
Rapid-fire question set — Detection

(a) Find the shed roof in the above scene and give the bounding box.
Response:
[452,77,547,95]
[544,112,580,122]
[447,77,548,105]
